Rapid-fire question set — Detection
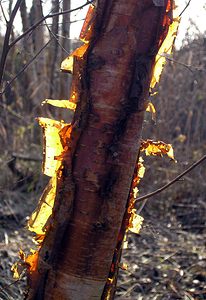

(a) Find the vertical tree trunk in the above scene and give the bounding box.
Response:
[59,0,71,99]
[61,0,71,52]
[32,0,48,104]
[48,0,60,99]
[27,0,174,299]
[19,0,39,110]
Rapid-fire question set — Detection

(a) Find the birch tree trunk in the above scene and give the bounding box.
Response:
[27,0,174,299]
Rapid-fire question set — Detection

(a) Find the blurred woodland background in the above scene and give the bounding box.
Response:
[0,1,206,299]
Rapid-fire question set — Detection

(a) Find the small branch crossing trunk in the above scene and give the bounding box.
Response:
[27,0,174,299]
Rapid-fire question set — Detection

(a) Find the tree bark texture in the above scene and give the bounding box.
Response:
[27,0,174,299]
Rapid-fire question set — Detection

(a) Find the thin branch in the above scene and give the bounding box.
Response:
[50,31,70,55]
[0,2,8,23]
[9,0,94,49]
[0,0,93,92]
[136,154,206,204]
[179,0,192,17]
[1,39,52,95]
[55,33,72,40]
[45,20,69,55]
[12,153,42,162]
[0,102,29,123]
[41,18,85,26]
[0,0,23,89]
[161,54,206,73]
[136,199,147,214]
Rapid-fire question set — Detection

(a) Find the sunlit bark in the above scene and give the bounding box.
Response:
[27,0,174,299]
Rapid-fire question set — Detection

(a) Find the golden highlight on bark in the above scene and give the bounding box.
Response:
[140,139,176,161]
[150,15,180,89]
[146,101,156,121]
[61,44,89,73]
[42,99,77,110]
[37,118,72,177]
[12,1,180,299]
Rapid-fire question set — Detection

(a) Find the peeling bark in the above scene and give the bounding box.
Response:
[27,1,174,299]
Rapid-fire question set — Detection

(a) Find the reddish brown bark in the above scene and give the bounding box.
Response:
[27,1,173,299]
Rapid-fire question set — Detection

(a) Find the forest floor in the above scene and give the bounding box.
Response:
[0,179,205,300]
[117,211,206,300]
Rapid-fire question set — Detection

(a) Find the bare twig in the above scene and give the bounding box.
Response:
[1,39,52,95]
[136,154,206,204]
[38,18,85,27]
[136,199,148,214]
[0,2,8,23]
[0,0,23,89]
[162,54,206,73]
[0,102,29,123]
[12,153,42,162]
[179,0,192,17]
[9,1,94,49]
[0,0,93,92]
[2,197,19,223]
[45,20,69,56]
[50,31,70,55]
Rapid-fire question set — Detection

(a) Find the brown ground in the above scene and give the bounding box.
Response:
[117,208,206,299]
[0,174,205,300]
